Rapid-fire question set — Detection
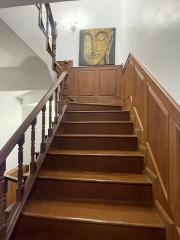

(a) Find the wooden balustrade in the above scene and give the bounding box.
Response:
[36,3,62,74]
[0,3,68,239]
[0,71,68,240]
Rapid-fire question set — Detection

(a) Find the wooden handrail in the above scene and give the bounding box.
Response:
[122,53,180,124]
[45,3,56,31]
[0,71,67,165]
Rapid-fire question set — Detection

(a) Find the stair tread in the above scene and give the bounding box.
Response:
[22,199,164,228]
[66,110,127,113]
[62,121,133,124]
[48,149,144,157]
[38,170,150,184]
[69,102,121,107]
[55,134,137,138]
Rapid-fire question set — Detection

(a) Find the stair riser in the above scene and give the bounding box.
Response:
[58,122,134,134]
[67,104,122,111]
[63,112,130,121]
[15,216,165,240]
[32,179,153,205]
[43,154,144,173]
[52,136,138,151]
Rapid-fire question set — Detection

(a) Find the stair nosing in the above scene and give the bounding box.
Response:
[37,173,151,185]
[22,212,164,229]
[66,110,129,113]
[47,150,144,157]
[61,121,133,124]
[54,134,137,138]
[68,102,122,107]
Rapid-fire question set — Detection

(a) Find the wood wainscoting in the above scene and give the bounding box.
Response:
[122,54,180,240]
[68,65,123,104]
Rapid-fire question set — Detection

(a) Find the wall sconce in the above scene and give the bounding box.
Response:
[70,22,77,31]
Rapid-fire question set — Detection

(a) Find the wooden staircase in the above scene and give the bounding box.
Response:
[12,102,166,240]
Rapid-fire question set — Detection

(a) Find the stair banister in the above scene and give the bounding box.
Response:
[37,3,63,73]
[0,71,69,240]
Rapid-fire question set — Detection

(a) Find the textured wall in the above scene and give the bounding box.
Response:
[122,0,180,104]
[51,0,123,66]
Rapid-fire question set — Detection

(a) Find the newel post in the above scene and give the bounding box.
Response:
[0,160,6,240]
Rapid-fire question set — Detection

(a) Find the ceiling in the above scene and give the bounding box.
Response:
[0,0,78,8]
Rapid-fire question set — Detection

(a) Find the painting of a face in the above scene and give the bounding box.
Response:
[79,28,116,66]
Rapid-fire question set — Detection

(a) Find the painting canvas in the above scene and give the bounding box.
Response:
[79,28,116,66]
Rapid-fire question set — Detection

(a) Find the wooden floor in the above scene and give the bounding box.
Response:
[12,102,166,240]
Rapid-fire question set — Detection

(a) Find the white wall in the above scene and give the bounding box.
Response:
[122,0,180,104]
[0,19,34,67]
[51,0,123,66]
[0,19,55,90]
[0,5,57,83]
[0,92,23,170]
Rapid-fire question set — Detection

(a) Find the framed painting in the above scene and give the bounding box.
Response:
[79,28,116,66]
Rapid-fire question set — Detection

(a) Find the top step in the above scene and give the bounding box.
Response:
[67,102,122,111]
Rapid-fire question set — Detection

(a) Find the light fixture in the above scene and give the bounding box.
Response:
[70,21,77,31]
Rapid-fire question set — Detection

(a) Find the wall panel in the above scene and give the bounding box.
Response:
[122,53,180,238]
[147,87,169,194]
[77,71,96,96]
[99,69,117,96]
[69,65,122,103]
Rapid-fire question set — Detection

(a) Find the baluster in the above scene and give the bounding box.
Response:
[16,135,25,201]
[30,118,37,174]
[59,81,64,114]
[63,74,69,102]
[0,162,6,240]
[48,96,53,136]
[46,5,49,36]
[40,105,46,153]
[54,88,59,124]
[57,85,61,115]
[52,22,57,60]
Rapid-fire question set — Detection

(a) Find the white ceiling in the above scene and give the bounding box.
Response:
[0,0,78,9]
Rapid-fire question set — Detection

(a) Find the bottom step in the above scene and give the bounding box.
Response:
[13,199,165,240]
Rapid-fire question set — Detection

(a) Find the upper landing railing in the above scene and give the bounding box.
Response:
[36,3,63,73]
[0,3,68,240]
